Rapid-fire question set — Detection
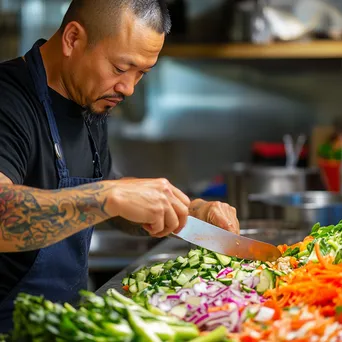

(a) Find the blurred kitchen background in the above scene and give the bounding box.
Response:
[2,0,342,289]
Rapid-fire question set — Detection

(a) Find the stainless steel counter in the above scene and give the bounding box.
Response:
[95,238,192,296]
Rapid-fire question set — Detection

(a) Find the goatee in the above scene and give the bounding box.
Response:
[82,106,111,125]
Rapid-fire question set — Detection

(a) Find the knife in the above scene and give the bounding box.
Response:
[173,216,281,262]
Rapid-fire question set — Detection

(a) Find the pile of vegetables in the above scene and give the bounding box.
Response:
[149,279,265,333]
[265,243,342,317]
[232,304,342,341]
[233,244,342,341]
[121,221,342,341]
[277,221,342,266]
[5,220,342,341]
[7,288,228,342]
[122,247,284,302]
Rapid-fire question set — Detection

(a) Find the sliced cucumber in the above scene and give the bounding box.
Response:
[215,253,231,266]
[129,278,136,286]
[163,260,174,270]
[188,249,201,258]
[138,281,150,292]
[181,260,189,268]
[176,269,198,286]
[235,270,251,282]
[150,264,164,276]
[218,278,232,285]
[122,277,129,286]
[200,263,213,270]
[177,256,186,264]
[231,261,241,269]
[136,271,146,282]
[156,286,170,293]
[242,285,253,293]
[189,255,200,268]
[203,256,218,264]
[256,269,275,293]
[209,271,218,279]
[184,276,201,288]
[129,283,138,294]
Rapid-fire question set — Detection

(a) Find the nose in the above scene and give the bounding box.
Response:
[114,75,135,97]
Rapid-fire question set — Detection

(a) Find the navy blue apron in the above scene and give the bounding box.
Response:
[0,39,103,333]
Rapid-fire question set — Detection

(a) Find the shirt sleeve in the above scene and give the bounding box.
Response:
[0,97,32,184]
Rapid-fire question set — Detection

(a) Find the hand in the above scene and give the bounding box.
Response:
[107,178,190,238]
[189,199,240,235]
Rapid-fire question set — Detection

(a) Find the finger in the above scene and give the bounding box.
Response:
[170,184,191,207]
[173,216,188,234]
[144,212,164,236]
[232,212,240,235]
[169,196,189,230]
[229,206,240,235]
[143,198,179,238]
[160,183,189,231]
[162,203,180,236]
[208,205,239,234]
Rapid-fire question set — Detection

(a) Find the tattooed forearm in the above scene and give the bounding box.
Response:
[108,217,148,236]
[0,182,113,252]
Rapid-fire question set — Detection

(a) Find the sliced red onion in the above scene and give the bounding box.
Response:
[216,267,234,279]
[242,264,256,271]
[166,294,181,300]
[195,310,229,327]
[242,276,260,289]
[149,276,265,333]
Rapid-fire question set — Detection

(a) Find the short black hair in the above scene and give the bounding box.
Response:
[60,0,171,44]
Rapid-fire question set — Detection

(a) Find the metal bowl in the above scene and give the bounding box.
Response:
[249,192,342,230]
[223,163,323,220]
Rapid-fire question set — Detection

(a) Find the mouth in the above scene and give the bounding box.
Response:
[104,98,122,107]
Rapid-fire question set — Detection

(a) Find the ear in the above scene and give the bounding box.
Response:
[61,21,88,57]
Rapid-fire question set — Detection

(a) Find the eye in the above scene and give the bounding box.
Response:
[115,66,126,74]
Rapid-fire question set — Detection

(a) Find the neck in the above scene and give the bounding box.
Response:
[40,33,70,100]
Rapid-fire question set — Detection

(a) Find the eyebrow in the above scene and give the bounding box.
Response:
[119,58,157,70]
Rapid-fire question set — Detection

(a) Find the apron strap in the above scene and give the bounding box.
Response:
[84,121,102,179]
[25,39,69,179]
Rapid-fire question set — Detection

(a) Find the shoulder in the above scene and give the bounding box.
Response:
[0,58,40,126]
[0,57,37,102]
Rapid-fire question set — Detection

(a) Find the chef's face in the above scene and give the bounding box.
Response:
[61,10,164,118]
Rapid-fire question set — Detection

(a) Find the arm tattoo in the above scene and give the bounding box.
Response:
[0,183,111,252]
[108,217,149,237]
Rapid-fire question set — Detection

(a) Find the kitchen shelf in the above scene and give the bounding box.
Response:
[161,41,342,59]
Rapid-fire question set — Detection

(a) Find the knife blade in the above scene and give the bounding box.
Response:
[173,216,281,262]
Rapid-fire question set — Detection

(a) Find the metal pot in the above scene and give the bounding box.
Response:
[223,163,323,220]
[249,191,342,233]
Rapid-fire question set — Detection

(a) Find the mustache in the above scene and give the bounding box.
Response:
[97,94,125,102]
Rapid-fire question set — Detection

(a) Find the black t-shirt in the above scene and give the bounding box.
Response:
[0,57,114,300]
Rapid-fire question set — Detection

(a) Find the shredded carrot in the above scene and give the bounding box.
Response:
[277,244,288,254]
[208,303,230,313]
[264,243,342,317]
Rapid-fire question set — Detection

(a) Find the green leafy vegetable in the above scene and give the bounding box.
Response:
[10,289,200,342]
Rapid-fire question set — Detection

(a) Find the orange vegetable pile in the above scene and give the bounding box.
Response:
[264,243,342,316]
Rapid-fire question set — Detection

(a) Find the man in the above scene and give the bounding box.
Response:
[0,0,239,332]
